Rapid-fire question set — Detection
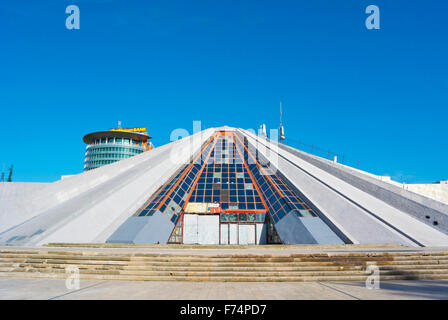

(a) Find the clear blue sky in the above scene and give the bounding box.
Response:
[0,0,447,183]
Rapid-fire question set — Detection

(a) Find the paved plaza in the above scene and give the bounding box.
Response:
[1,277,448,300]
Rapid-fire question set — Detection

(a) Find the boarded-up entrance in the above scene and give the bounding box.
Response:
[229,224,238,244]
[220,223,258,245]
[183,214,220,244]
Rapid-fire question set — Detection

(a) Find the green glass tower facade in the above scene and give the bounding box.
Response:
[83,128,152,171]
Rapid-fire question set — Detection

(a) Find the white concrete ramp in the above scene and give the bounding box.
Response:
[241,129,448,247]
[0,129,213,245]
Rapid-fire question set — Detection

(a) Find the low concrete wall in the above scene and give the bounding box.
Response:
[0,182,50,197]
[404,183,448,205]
[0,182,51,233]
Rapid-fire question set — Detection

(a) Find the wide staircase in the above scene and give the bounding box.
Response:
[1,247,448,282]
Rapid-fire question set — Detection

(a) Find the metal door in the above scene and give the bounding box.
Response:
[183,214,198,244]
[229,224,238,244]
[197,215,220,244]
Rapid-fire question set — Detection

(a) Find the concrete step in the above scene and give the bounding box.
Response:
[0,254,132,261]
[123,259,448,267]
[0,258,131,266]
[41,243,411,249]
[2,253,448,263]
[2,250,448,259]
[1,265,448,277]
[1,248,448,282]
[1,262,447,272]
[1,271,447,282]
[1,258,448,269]
[0,262,361,271]
[7,249,448,257]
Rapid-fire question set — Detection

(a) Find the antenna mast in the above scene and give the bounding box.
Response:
[280,101,282,127]
[279,101,285,143]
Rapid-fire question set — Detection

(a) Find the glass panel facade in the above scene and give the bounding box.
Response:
[84,142,145,171]
[136,135,216,224]
[188,135,265,211]
[136,131,320,244]
[233,132,317,223]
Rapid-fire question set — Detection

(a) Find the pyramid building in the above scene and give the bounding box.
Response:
[1,127,448,247]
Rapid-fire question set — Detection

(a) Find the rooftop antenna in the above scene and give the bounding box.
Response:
[259,124,267,138]
[118,121,122,129]
[279,102,285,143]
[1,163,4,182]
[7,165,13,182]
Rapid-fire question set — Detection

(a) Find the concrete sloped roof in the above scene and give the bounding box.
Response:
[240,128,448,247]
[1,126,448,247]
